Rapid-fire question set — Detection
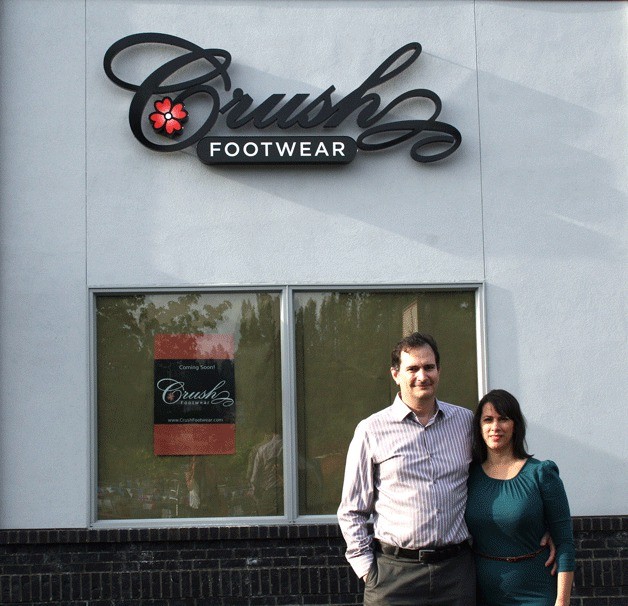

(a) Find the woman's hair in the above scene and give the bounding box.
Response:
[472,389,531,463]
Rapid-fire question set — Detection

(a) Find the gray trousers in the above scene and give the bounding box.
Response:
[363,546,476,606]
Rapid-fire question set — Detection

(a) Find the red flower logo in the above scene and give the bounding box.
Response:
[149,97,188,136]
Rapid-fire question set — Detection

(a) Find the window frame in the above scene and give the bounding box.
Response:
[89,283,486,528]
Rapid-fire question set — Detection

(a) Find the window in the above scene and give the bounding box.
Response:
[96,291,282,520]
[94,286,481,524]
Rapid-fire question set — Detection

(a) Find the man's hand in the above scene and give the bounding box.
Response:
[541,532,557,575]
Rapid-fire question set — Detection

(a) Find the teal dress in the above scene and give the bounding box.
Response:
[465,458,575,606]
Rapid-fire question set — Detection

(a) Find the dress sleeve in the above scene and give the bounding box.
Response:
[538,460,576,572]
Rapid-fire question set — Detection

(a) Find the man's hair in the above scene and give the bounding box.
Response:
[472,389,532,463]
[390,332,440,370]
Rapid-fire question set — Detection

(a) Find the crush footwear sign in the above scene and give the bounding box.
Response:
[104,33,461,165]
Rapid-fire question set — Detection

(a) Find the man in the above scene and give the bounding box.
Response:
[337,333,554,605]
[338,332,474,605]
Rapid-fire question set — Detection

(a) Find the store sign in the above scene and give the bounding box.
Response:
[153,334,236,456]
[104,33,461,165]
[197,136,356,165]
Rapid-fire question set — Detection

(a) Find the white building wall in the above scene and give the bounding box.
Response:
[0,0,88,528]
[0,0,625,528]
[476,2,627,513]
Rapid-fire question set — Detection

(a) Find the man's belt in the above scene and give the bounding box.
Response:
[373,539,469,563]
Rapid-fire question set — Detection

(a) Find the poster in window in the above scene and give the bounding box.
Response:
[153,333,235,455]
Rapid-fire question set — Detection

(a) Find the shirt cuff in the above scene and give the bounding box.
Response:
[349,552,374,580]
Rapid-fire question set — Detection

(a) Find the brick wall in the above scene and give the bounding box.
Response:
[570,517,627,605]
[0,516,625,605]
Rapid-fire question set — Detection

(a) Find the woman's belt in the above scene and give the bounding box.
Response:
[473,546,546,563]
[373,539,469,563]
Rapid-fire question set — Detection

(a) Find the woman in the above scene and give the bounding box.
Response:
[465,390,575,606]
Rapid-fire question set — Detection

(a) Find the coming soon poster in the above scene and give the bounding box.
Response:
[153,333,236,455]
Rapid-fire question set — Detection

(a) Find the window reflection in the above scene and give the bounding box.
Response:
[97,292,282,520]
[96,289,478,521]
[294,290,478,515]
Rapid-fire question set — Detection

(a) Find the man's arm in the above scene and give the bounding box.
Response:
[337,423,376,580]
[541,531,557,575]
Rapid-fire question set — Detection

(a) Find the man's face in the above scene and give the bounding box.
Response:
[391,345,440,408]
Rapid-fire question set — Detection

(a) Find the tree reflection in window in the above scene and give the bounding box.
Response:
[97,292,282,520]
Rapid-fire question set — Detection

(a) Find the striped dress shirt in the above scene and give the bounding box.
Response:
[337,395,473,579]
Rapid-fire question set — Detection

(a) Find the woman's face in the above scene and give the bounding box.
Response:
[480,402,515,454]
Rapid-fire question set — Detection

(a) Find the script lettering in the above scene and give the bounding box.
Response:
[156,378,234,407]
[104,33,461,163]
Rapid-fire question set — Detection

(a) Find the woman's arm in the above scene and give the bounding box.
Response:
[555,570,574,606]
[538,461,575,605]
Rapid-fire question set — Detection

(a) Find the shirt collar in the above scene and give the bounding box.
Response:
[391,394,446,422]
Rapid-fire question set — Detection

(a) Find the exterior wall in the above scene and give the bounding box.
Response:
[476,2,628,515]
[0,0,625,532]
[0,518,626,605]
[0,0,89,528]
